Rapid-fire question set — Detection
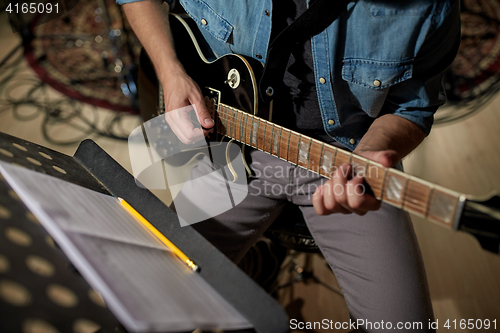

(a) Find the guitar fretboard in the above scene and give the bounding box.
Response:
[215,103,464,227]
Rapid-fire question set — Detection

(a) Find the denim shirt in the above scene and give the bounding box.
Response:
[119,0,460,151]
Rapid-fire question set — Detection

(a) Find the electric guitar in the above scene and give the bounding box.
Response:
[141,14,500,255]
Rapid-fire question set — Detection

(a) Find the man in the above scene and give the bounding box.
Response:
[120,0,460,331]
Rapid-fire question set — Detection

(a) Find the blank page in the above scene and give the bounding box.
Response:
[0,162,251,332]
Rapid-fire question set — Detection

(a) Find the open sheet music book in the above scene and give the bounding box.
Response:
[0,161,252,333]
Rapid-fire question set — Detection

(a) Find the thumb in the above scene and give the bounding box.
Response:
[192,100,214,129]
[359,150,399,168]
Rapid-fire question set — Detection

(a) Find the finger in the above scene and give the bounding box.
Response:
[346,175,381,215]
[312,185,327,215]
[332,163,352,211]
[165,107,205,144]
[316,182,351,215]
[191,96,214,130]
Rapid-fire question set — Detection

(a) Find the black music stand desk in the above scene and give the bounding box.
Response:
[0,132,289,333]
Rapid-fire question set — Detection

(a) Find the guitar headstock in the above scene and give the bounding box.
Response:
[458,193,500,255]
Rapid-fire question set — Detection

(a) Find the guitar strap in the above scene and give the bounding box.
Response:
[259,0,350,104]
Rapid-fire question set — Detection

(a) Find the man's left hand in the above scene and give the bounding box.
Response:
[312,150,398,216]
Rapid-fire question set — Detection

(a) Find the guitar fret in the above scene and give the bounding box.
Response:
[230,109,235,138]
[286,131,292,161]
[277,127,281,158]
[288,132,300,165]
[252,117,258,147]
[263,121,268,152]
[351,155,367,177]
[400,177,411,209]
[298,137,311,169]
[364,161,387,200]
[428,188,460,225]
[334,149,350,169]
[228,108,233,138]
[226,107,231,137]
[403,179,432,216]
[269,123,274,155]
[236,109,242,141]
[305,139,312,170]
[321,146,336,177]
[243,112,248,143]
[232,109,237,140]
[296,135,302,165]
[257,119,265,150]
[244,113,250,145]
[315,143,324,175]
[226,108,231,138]
[231,109,237,139]
[383,170,407,208]
[251,117,258,148]
[237,111,243,141]
[318,143,325,176]
[238,110,243,141]
[223,106,228,136]
[279,128,288,160]
[307,141,321,174]
[245,113,251,145]
[425,186,436,218]
[227,107,232,138]
[268,123,275,154]
[274,126,281,156]
[225,106,230,137]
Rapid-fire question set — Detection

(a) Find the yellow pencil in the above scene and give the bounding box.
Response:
[118,197,199,272]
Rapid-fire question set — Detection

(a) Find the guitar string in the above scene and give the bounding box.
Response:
[163,105,453,221]
[215,106,334,163]
[185,105,438,208]
[215,105,371,176]
[210,105,441,216]
[214,105,384,177]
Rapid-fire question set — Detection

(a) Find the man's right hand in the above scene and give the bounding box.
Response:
[123,0,214,145]
[161,64,214,144]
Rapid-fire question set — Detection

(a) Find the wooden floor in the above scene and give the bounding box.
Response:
[1,11,499,333]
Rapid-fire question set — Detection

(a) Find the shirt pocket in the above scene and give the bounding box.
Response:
[180,0,234,56]
[341,59,413,117]
[364,0,433,17]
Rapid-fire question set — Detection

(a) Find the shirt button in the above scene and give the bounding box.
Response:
[319,77,326,84]
[328,119,335,125]
[265,9,270,16]
[201,18,208,25]
[349,138,356,145]
[256,54,262,59]
[373,79,381,87]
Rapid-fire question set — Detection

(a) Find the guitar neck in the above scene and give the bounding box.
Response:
[215,103,466,228]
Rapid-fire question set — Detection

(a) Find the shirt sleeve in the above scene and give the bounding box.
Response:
[385,0,461,135]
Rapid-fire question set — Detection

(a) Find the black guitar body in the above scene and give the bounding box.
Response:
[167,14,271,122]
[138,14,271,166]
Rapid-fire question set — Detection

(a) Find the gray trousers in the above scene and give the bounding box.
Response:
[178,148,434,332]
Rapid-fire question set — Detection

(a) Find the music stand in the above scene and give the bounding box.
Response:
[0,131,289,333]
